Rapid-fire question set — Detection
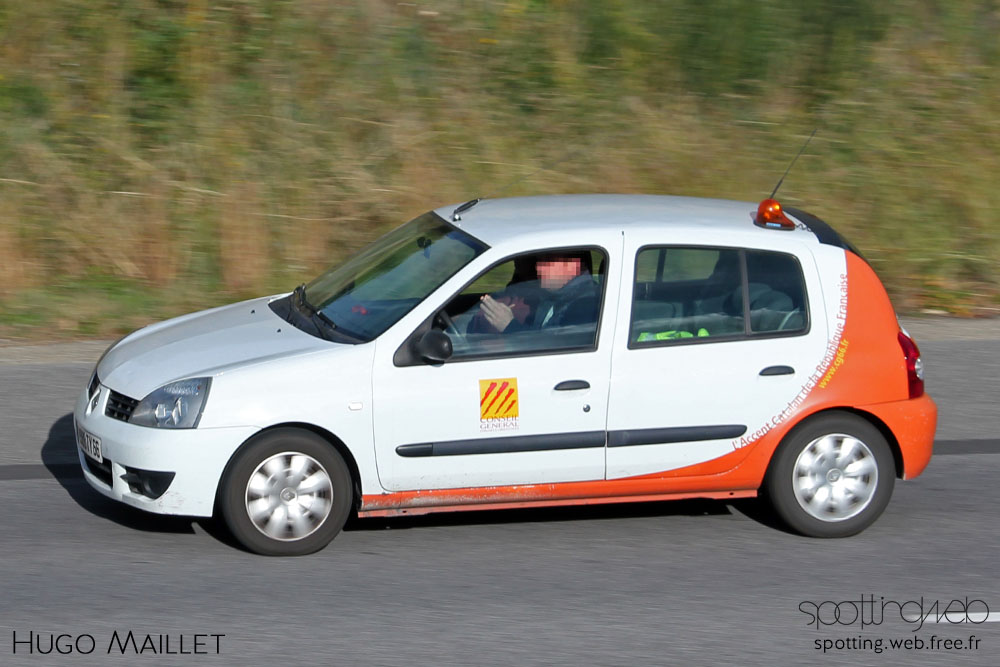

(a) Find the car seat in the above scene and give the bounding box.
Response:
[722,283,794,332]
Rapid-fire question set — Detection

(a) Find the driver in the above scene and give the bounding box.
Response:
[477,251,598,333]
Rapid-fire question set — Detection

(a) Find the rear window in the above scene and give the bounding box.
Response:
[629,246,808,347]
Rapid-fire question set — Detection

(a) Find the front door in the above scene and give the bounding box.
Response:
[371,240,622,491]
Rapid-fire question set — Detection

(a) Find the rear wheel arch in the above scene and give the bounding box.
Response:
[840,408,904,479]
[774,407,903,480]
[762,408,896,537]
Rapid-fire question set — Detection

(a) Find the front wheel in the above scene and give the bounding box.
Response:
[763,413,895,538]
[219,428,353,556]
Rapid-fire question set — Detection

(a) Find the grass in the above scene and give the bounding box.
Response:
[0,0,998,340]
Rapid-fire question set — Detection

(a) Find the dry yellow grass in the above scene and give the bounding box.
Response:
[0,201,30,295]
[0,0,997,339]
[218,181,270,294]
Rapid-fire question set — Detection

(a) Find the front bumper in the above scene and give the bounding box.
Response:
[74,384,260,517]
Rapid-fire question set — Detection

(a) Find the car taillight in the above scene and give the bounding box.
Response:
[897,331,924,398]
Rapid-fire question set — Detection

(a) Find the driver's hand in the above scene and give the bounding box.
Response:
[480,294,515,332]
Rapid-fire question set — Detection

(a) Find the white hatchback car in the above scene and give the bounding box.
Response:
[75,195,937,555]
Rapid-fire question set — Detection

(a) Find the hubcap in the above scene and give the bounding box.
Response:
[245,452,334,541]
[792,433,878,522]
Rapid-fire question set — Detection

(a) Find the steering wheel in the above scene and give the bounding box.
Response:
[435,310,467,343]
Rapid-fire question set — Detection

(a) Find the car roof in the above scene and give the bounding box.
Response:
[434,194,821,247]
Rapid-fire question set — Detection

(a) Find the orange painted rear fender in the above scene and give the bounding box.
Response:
[857,395,937,480]
[701,397,938,492]
[652,251,937,490]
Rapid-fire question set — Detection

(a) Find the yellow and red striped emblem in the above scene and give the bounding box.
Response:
[479,377,519,420]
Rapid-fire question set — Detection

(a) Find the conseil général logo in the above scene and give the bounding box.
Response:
[479,378,518,432]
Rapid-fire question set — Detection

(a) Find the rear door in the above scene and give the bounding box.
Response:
[605,236,829,479]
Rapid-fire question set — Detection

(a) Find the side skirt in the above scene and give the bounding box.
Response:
[358,488,757,518]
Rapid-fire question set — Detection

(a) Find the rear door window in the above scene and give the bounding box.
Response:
[744,249,808,334]
[629,246,808,346]
[630,247,744,344]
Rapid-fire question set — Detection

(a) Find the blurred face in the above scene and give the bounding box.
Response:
[536,257,582,290]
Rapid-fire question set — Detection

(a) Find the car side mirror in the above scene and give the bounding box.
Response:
[415,329,453,363]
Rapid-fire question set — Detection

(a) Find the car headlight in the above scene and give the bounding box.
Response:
[130,378,212,429]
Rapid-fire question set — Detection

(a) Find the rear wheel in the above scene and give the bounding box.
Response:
[763,412,895,537]
[219,428,352,556]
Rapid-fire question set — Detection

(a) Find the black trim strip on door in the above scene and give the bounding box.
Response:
[395,425,747,457]
[396,431,606,457]
[607,425,747,448]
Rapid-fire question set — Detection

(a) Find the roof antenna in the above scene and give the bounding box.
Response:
[451,198,480,222]
[755,128,817,230]
[770,128,817,199]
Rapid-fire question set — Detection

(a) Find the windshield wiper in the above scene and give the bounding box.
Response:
[293,284,338,334]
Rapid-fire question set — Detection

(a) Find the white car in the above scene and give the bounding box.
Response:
[75,195,937,555]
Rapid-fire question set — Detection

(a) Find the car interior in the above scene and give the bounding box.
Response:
[432,249,608,357]
[630,248,807,344]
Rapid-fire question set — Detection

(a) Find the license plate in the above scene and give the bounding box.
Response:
[77,426,103,464]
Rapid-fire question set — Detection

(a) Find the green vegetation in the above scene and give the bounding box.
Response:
[1,0,998,339]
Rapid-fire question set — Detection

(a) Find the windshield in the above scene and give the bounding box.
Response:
[303,212,488,342]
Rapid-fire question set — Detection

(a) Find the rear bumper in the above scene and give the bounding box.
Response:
[859,393,937,480]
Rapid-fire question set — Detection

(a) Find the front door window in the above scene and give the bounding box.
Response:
[435,248,607,359]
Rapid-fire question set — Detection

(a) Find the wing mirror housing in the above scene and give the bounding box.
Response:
[415,329,453,364]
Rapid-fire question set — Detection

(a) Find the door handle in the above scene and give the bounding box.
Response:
[760,365,795,376]
[554,380,590,391]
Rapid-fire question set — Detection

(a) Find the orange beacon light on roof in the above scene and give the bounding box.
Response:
[754,198,796,230]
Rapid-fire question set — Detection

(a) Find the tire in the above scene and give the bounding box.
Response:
[219,428,353,556]
[763,412,895,538]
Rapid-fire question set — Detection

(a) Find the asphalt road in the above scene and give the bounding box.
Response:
[1,318,998,666]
